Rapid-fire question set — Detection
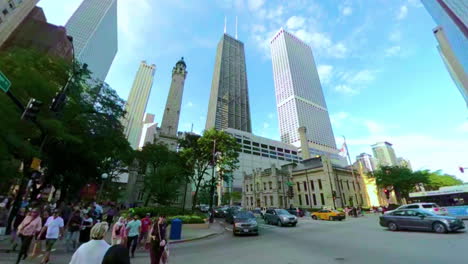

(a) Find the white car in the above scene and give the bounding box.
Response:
[385,203,448,215]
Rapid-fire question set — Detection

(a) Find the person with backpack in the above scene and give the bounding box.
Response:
[112,217,126,245]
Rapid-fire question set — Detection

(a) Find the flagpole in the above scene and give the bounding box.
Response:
[342,135,359,206]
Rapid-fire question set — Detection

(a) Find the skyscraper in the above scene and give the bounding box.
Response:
[0,0,39,48]
[65,0,118,82]
[206,33,252,132]
[422,0,468,106]
[139,113,158,149]
[160,58,188,136]
[371,142,398,167]
[122,61,156,150]
[356,153,378,173]
[270,28,337,157]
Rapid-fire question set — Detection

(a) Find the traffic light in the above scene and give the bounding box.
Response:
[460,167,465,173]
[21,98,43,121]
[287,186,294,199]
[50,91,66,112]
[384,189,390,199]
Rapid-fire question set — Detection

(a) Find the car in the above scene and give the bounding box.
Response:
[385,203,448,216]
[233,211,259,236]
[311,209,346,221]
[214,206,229,217]
[379,208,464,233]
[287,208,305,217]
[225,206,241,224]
[199,205,209,213]
[250,208,262,218]
[264,209,298,227]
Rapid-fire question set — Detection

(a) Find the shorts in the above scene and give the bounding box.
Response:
[45,239,57,251]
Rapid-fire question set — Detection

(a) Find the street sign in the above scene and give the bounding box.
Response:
[0,71,11,93]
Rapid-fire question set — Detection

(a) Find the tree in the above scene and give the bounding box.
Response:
[222,191,242,205]
[420,170,463,191]
[136,143,188,206]
[373,166,429,203]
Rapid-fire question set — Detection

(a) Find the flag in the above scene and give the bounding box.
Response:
[339,143,347,157]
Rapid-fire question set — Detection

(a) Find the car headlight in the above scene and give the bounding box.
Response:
[250,221,258,226]
[234,223,243,227]
[447,219,457,223]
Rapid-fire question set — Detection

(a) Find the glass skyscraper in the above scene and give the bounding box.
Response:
[206,34,252,132]
[422,0,468,106]
[65,0,118,82]
[270,28,337,157]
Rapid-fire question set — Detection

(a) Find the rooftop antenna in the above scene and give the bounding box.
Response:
[224,16,227,34]
[235,16,238,39]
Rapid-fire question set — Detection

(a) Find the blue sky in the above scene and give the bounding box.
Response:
[38,0,467,180]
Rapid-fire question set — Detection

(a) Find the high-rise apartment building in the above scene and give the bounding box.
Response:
[139,113,158,149]
[422,0,468,106]
[206,33,252,132]
[356,153,378,173]
[122,61,156,150]
[371,142,398,167]
[160,57,188,136]
[65,0,118,82]
[0,0,39,48]
[270,28,337,158]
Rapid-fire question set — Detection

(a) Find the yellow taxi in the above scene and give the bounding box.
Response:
[311,209,346,221]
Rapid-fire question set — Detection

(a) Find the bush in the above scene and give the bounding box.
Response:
[168,215,206,224]
[127,207,185,217]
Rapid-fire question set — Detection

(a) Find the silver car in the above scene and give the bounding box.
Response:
[264,209,298,227]
[380,209,464,233]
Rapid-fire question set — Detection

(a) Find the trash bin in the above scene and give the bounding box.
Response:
[170,218,182,240]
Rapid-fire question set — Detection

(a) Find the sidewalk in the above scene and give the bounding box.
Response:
[169,220,225,244]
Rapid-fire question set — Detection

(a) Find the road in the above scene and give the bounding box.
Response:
[1,214,467,263]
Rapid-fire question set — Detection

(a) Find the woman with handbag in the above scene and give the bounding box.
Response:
[31,210,49,258]
[149,215,168,264]
[15,208,42,264]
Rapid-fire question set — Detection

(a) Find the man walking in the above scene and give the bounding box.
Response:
[38,209,64,264]
[66,210,82,252]
[139,213,152,247]
[126,215,141,258]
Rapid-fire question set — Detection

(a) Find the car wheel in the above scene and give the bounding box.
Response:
[329,216,334,221]
[312,215,318,220]
[433,222,447,234]
[388,222,399,231]
[277,220,282,226]
[338,218,343,221]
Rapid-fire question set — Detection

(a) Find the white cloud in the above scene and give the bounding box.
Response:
[329,42,348,58]
[330,112,350,127]
[292,30,348,58]
[286,16,306,30]
[396,5,408,20]
[185,101,194,108]
[248,0,265,11]
[342,6,352,16]
[364,120,385,134]
[347,70,376,84]
[252,24,266,33]
[389,30,401,42]
[385,45,401,57]
[317,65,333,84]
[335,84,359,95]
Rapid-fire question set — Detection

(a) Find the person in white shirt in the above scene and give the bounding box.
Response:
[69,222,110,264]
[38,209,64,264]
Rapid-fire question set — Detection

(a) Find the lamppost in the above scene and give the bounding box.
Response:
[98,173,108,201]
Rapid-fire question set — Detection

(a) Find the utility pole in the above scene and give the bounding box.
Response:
[208,139,217,223]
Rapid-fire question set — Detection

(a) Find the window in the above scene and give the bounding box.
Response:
[8,0,16,9]
[346,181,350,190]
[2,9,9,16]
[278,182,282,190]
[246,185,249,192]
[342,193,346,205]
[264,196,267,205]
[422,204,438,208]
[392,211,406,216]
[406,205,419,209]
[340,180,344,189]
[352,182,356,191]
[305,194,310,205]
[250,197,253,206]
[297,182,301,192]
[261,144,268,148]
[269,145,276,150]
[250,184,253,191]
[270,196,274,206]
[263,182,266,190]
[357,182,361,190]
[310,180,315,190]
[253,142,259,147]
[303,181,307,191]
[269,182,272,190]
[244,140,251,145]
[277,148,284,152]
[312,194,317,205]
[243,149,251,154]
[320,193,325,205]
[253,152,260,156]
[318,179,323,190]
[256,183,259,191]
[298,195,303,206]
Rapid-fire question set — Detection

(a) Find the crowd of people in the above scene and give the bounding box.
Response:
[2,199,169,264]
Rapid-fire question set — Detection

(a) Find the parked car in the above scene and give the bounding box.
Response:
[225,206,241,224]
[264,209,298,227]
[250,208,262,218]
[233,211,259,236]
[287,208,305,217]
[199,205,209,213]
[311,209,346,221]
[379,209,464,233]
[214,206,229,217]
[385,203,448,216]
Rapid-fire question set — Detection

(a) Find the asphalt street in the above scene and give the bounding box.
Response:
[1,214,467,264]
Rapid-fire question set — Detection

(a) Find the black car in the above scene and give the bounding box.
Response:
[214,206,229,217]
[225,206,241,224]
[379,208,465,233]
[233,211,259,236]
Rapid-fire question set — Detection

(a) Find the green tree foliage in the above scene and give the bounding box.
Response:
[418,170,463,191]
[136,143,188,206]
[373,166,429,202]
[221,191,242,205]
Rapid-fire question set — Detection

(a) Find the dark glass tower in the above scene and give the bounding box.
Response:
[205,34,252,132]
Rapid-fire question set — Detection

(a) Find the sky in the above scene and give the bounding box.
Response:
[38,0,467,181]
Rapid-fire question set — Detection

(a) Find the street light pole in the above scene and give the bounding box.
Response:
[98,173,108,201]
[208,139,217,223]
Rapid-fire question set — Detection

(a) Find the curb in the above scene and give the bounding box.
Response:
[169,231,221,244]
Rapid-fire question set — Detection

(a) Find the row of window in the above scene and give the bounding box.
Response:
[298,193,325,206]
[236,137,298,155]
[0,0,19,24]
[297,179,323,192]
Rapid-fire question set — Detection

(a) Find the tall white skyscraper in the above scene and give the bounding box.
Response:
[371,142,398,167]
[122,61,156,150]
[270,28,338,159]
[65,0,118,82]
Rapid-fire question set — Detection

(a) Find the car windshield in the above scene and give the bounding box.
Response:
[418,210,437,216]
[422,204,439,208]
[277,209,291,215]
[235,212,255,219]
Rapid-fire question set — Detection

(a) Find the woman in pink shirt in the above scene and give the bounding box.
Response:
[112,217,126,245]
[16,208,42,264]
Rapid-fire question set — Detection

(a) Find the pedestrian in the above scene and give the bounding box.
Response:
[105,205,118,227]
[148,215,168,264]
[38,209,64,264]
[139,213,152,247]
[31,210,49,258]
[102,244,131,264]
[79,213,93,244]
[61,202,73,227]
[9,208,27,252]
[112,217,126,245]
[15,208,42,264]
[69,222,110,264]
[66,210,82,252]
[126,214,141,258]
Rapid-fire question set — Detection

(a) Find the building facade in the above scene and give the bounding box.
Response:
[371,142,398,167]
[138,113,157,149]
[65,0,118,82]
[397,157,413,170]
[160,57,188,137]
[122,61,156,150]
[206,34,252,132]
[0,0,39,48]
[270,28,337,158]
[422,0,468,107]
[356,153,378,173]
